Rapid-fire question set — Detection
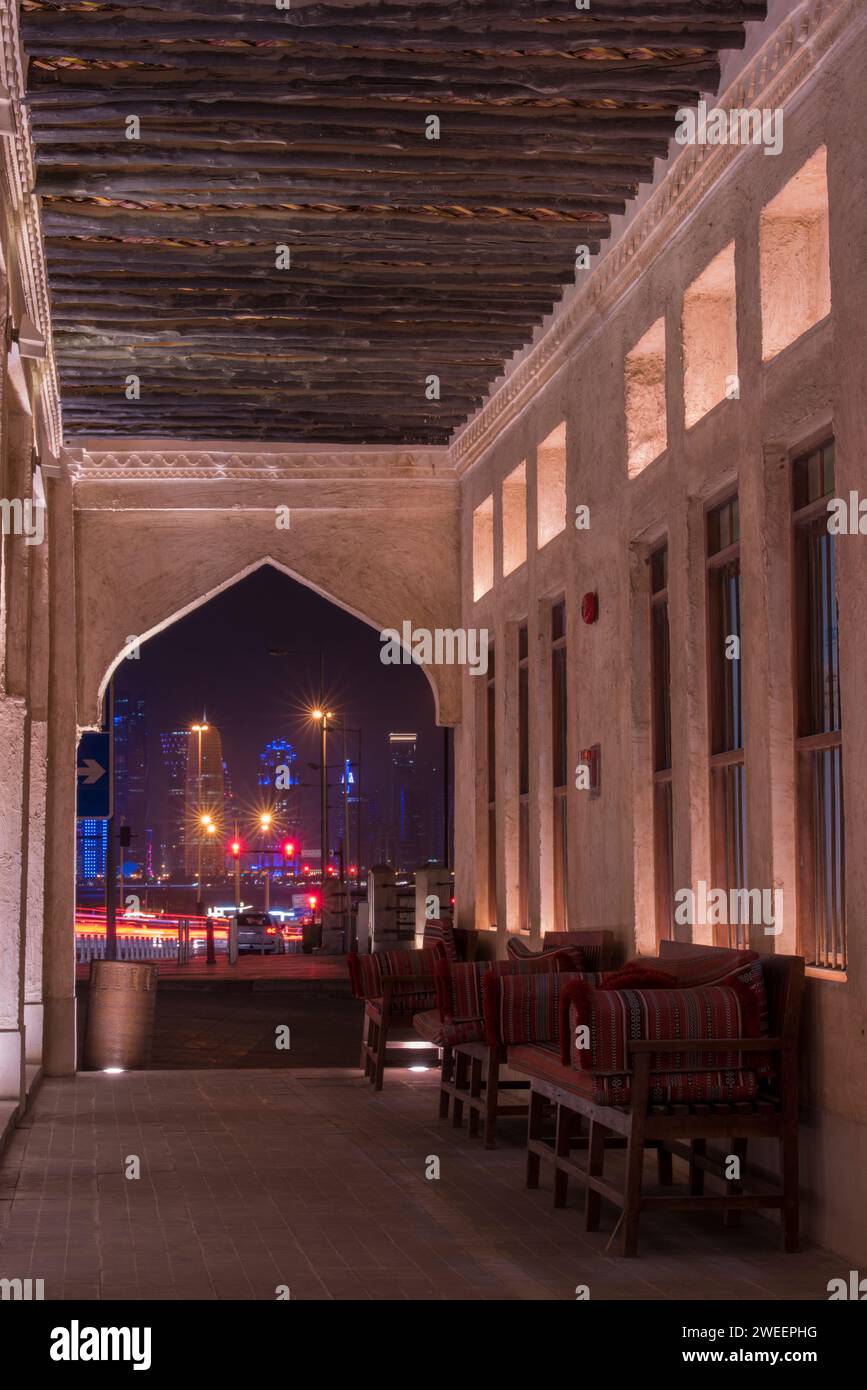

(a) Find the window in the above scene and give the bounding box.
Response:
[683,243,738,429]
[793,439,845,970]
[706,495,748,947]
[760,147,830,361]
[473,495,494,600]
[625,317,667,476]
[537,424,567,547]
[551,600,568,931]
[650,543,675,942]
[517,623,530,933]
[502,462,527,576]
[486,644,497,926]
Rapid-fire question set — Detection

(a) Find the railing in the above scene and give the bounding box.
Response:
[75,909,230,964]
[76,932,182,963]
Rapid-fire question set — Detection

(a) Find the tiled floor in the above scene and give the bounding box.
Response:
[0,1069,847,1301]
[78,980,366,1069]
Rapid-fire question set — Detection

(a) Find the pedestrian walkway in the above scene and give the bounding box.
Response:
[0,1071,846,1301]
[75,953,349,985]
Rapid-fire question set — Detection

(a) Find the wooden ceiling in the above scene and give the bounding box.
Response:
[22,0,765,445]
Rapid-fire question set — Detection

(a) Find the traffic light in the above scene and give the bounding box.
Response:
[119,825,132,848]
[230,840,241,859]
[283,840,295,859]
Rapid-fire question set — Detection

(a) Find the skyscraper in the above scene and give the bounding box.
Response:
[257,737,298,833]
[388,732,425,871]
[334,755,363,871]
[183,722,226,880]
[76,818,108,883]
[159,729,188,878]
[114,692,149,875]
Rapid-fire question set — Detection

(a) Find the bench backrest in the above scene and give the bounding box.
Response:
[658,939,805,1042]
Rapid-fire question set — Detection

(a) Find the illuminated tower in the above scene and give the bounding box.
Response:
[184,721,226,879]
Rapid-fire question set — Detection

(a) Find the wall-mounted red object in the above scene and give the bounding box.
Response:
[581,592,599,624]
[579,744,602,798]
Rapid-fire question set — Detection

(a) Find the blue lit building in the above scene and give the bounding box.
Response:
[257,738,299,862]
[76,818,108,882]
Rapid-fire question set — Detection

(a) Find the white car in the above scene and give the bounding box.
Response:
[233,911,285,954]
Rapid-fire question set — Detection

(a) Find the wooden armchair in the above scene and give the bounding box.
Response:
[348,948,439,1091]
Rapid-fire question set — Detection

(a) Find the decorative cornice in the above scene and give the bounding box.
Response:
[68,443,455,483]
[0,0,61,453]
[448,0,856,477]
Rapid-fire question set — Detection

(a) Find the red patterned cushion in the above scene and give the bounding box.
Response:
[653,947,757,987]
[484,970,591,1047]
[508,934,593,969]
[434,952,582,1045]
[422,919,460,962]
[347,948,438,1003]
[565,978,765,1080]
[588,1068,759,1106]
[600,964,678,990]
[412,1009,444,1044]
[644,950,771,1069]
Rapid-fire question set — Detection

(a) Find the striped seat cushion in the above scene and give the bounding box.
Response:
[411,1009,485,1047]
[435,952,586,1045]
[563,976,766,1101]
[422,919,460,962]
[483,970,596,1047]
[347,948,438,1006]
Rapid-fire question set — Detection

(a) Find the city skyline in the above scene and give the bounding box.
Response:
[76,567,447,883]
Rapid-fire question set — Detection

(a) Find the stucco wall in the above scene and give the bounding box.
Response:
[71,456,462,728]
[454,8,867,1265]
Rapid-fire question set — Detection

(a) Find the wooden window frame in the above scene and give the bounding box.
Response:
[792,438,845,972]
[486,644,497,928]
[551,599,568,932]
[706,495,748,948]
[517,623,530,934]
[650,542,675,944]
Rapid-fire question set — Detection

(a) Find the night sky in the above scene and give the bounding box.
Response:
[114,564,442,856]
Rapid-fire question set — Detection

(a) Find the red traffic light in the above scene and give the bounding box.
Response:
[230,840,241,858]
[283,840,295,858]
[308,894,318,909]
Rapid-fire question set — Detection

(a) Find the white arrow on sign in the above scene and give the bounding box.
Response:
[76,759,105,785]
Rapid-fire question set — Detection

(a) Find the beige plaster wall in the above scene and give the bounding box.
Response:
[71,464,462,729]
[455,10,867,1266]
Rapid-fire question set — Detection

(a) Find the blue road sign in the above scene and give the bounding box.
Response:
[76,731,112,819]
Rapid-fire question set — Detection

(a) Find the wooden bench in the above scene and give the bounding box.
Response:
[505,946,805,1255]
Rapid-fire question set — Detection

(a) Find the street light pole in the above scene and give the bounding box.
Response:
[342,720,350,887]
[321,713,328,885]
[192,721,216,964]
[259,812,273,914]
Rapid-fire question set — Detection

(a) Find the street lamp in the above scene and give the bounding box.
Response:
[259,811,273,911]
[191,722,216,963]
[310,708,330,886]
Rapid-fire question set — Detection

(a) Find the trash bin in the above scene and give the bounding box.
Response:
[301,920,321,955]
[83,960,159,1070]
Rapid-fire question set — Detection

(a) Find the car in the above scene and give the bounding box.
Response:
[233,911,286,955]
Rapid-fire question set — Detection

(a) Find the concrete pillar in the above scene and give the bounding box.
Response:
[0,698,27,1103]
[42,472,78,1075]
[452,701,477,931]
[414,863,452,942]
[24,521,50,1067]
[740,443,798,953]
[667,495,713,945]
[367,864,398,949]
